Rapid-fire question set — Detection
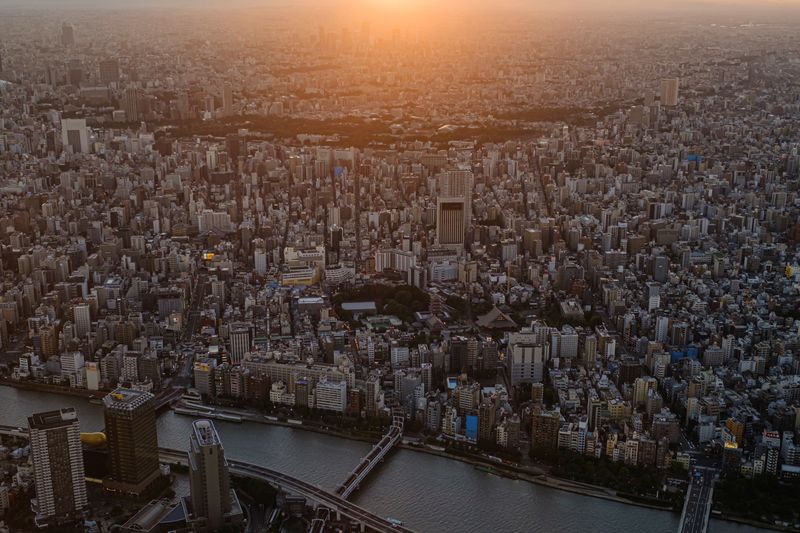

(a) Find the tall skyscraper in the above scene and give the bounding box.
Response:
[67,59,83,87]
[61,23,75,47]
[123,87,141,122]
[439,169,473,232]
[103,388,161,495]
[222,84,233,117]
[183,419,243,531]
[436,197,466,250]
[176,91,191,119]
[99,59,120,85]
[225,133,241,161]
[28,408,88,528]
[660,78,679,106]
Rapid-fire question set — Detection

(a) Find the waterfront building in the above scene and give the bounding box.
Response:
[103,388,161,495]
[183,419,243,531]
[28,408,88,528]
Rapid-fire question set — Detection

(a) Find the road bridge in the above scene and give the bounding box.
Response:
[678,467,717,533]
[152,387,183,411]
[159,448,414,533]
[336,416,404,500]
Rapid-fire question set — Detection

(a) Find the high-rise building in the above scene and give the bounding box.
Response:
[123,87,141,122]
[176,91,191,119]
[315,379,348,412]
[61,23,75,47]
[61,118,89,154]
[229,323,250,365]
[660,78,679,106]
[38,324,59,359]
[67,59,83,87]
[73,303,91,338]
[254,248,268,275]
[508,332,550,385]
[439,169,474,226]
[99,59,120,85]
[183,419,243,531]
[531,406,562,452]
[225,133,241,161]
[478,400,496,443]
[653,255,669,283]
[28,408,88,528]
[103,388,161,495]
[222,84,233,117]
[436,197,466,250]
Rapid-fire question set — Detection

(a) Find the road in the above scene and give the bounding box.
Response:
[167,271,208,389]
[678,467,717,533]
[159,448,415,533]
[182,272,208,343]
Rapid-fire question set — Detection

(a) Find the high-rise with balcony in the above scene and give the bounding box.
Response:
[28,408,88,528]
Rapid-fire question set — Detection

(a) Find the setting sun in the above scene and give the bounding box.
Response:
[2,0,800,532]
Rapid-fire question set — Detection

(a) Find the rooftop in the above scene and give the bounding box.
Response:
[28,408,78,430]
[103,387,154,411]
[192,419,221,447]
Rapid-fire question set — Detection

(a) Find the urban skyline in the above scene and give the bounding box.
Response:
[0,0,799,532]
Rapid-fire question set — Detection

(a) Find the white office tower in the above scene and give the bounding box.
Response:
[61,118,89,153]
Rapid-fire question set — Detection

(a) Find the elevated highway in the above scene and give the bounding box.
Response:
[159,448,414,533]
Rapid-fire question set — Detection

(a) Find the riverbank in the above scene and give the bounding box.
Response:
[396,442,677,513]
[0,384,771,531]
[179,402,679,514]
[0,378,98,398]
[181,403,779,531]
[714,512,796,532]
[0,385,764,533]
[174,402,381,445]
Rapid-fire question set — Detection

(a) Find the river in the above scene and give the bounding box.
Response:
[0,386,766,533]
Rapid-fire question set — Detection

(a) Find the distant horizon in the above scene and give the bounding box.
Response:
[3,0,800,29]
[4,0,800,11]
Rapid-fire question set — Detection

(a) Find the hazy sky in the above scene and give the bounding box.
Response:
[4,0,800,7]
[3,0,800,21]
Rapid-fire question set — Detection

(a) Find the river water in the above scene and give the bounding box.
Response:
[0,386,765,533]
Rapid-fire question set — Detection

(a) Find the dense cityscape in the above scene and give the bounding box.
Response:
[0,1,799,532]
